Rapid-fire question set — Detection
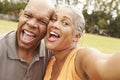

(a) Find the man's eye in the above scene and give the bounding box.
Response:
[39,21,47,25]
[24,14,31,18]
[51,17,56,22]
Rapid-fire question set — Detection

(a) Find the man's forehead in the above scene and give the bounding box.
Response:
[24,8,50,20]
[26,0,54,10]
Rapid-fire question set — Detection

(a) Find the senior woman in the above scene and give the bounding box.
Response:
[44,5,120,80]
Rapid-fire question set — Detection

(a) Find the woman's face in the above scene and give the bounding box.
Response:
[46,7,79,52]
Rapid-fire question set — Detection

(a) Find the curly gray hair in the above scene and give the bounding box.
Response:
[57,5,85,36]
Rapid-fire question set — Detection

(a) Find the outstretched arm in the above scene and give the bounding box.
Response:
[100,51,120,79]
[75,47,120,80]
[75,47,103,80]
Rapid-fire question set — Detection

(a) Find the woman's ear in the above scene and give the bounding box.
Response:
[19,9,24,17]
[73,32,81,42]
[73,29,86,42]
[76,33,81,41]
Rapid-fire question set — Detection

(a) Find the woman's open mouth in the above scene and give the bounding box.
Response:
[48,31,60,42]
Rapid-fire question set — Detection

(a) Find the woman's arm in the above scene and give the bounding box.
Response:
[75,47,114,80]
[100,51,120,79]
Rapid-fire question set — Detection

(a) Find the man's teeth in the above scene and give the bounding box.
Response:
[24,30,35,37]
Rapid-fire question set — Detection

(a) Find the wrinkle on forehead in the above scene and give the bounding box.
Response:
[24,0,54,20]
[25,0,54,12]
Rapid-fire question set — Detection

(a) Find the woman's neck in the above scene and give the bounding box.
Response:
[53,47,75,63]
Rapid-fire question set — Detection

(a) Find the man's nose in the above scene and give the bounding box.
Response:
[27,19,38,28]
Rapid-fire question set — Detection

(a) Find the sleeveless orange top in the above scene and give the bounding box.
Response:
[44,48,81,80]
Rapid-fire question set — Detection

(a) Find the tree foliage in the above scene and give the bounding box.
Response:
[61,0,120,38]
[0,0,120,38]
[0,0,27,21]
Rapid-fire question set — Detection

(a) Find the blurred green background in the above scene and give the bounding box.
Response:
[0,20,120,54]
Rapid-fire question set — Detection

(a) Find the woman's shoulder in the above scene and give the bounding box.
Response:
[75,47,106,71]
[77,47,101,56]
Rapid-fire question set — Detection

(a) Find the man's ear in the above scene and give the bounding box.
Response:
[19,9,24,17]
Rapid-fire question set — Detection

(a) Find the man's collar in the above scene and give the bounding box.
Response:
[7,31,46,60]
[7,31,19,59]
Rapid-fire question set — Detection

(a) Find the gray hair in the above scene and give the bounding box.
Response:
[57,5,85,36]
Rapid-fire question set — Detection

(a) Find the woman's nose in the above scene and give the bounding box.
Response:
[52,21,60,29]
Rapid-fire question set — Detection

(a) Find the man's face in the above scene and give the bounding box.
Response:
[17,1,53,50]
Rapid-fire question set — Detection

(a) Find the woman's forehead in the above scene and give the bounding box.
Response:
[55,7,79,21]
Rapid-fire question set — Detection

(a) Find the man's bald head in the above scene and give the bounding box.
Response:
[25,0,55,15]
[17,0,55,51]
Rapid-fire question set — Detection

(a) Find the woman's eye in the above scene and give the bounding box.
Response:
[63,21,69,26]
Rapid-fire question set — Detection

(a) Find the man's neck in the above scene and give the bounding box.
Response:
[18,48,35,64]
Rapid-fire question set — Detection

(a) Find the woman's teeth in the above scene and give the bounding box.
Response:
[50,31,60,38]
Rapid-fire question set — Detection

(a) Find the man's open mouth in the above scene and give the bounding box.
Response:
[21,30,36,43]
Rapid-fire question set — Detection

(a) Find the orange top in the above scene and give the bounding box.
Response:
[44,48,81,80]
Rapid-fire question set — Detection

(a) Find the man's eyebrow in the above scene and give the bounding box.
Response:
[40,17,49,22]
[23,11,30,15]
